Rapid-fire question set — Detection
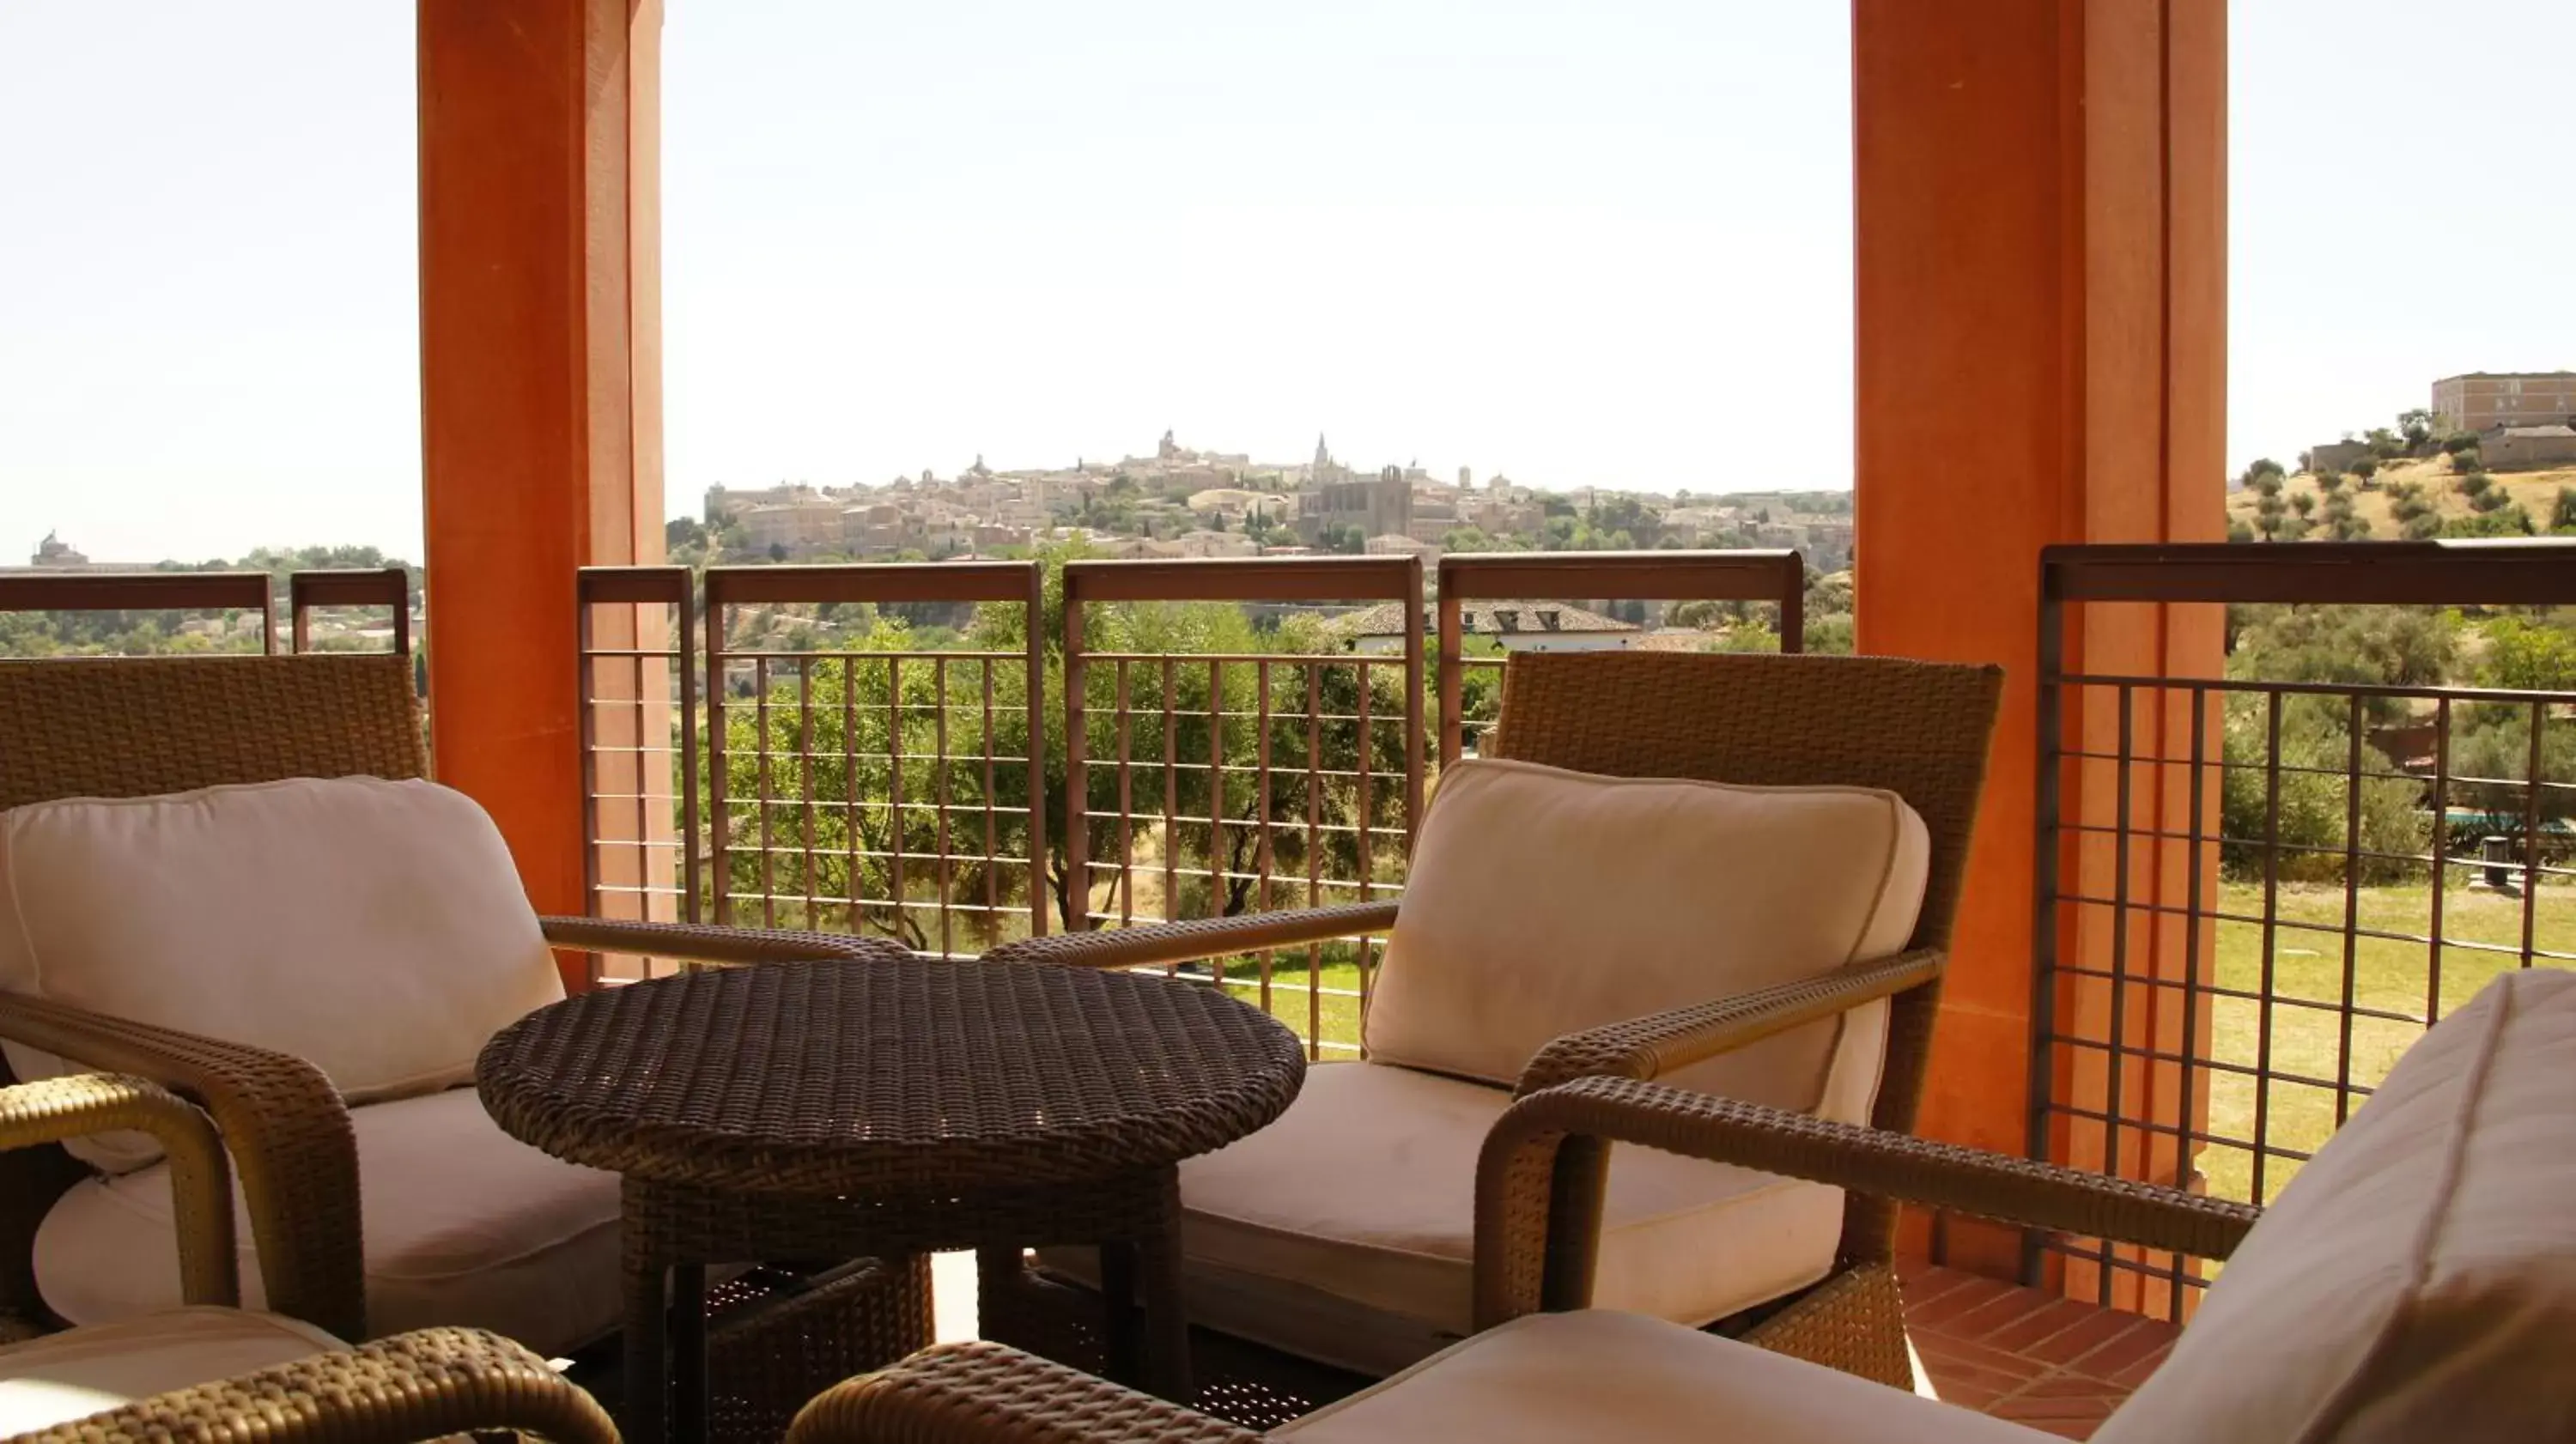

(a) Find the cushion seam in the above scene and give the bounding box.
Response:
[1188,1167,1825,1256]
[2287,973,2516,1444]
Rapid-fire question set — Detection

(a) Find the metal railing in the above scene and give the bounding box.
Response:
[577,566,699,981]
[1436,549,1802,765]
[0,567,414,659]
[2029,541,2576,1317]
[567,549,1807,1045]
[1064,557,1423,1053]
[703,563,1049,961]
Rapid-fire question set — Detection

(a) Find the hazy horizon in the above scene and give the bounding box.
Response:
[3,1,2571,561]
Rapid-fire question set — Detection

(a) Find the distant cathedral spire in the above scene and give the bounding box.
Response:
[1314,434,1331,467]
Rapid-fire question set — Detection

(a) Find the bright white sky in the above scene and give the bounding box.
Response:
[1,2,2569,562]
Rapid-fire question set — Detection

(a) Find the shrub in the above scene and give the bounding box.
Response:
[2458,469,2494,499]
[2219,695,2427,883]
[2291,491,2317,518]
[2553,488,2576,534]
[2440,507,2535,537]
[2227,518,2257,544]
[2350,455,2379,483]
[2443,432,2482,456]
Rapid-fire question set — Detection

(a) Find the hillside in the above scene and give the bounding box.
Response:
[2227,453,2576,540]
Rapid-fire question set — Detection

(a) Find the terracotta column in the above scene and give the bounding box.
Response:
[1852,0,2226,1283]
[419,0,665,985]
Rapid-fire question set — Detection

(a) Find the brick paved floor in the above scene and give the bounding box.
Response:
[1900,1262,2181,1440]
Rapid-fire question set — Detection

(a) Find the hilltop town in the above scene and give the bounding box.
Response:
[677,432,1856,573]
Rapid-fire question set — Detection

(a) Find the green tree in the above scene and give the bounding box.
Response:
[2481,616,2576,692]
[2349,455,2379,485]
[2550,488,2576,534]
[2397,409,2436,451]
[2218,696,2426,883]
[2442,507,2534,538]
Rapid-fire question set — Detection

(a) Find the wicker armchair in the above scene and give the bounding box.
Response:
[0,655,896,1347]
[977,652,2003,1407]
[0,1074,616,1444]
[787,1075,2255,1443]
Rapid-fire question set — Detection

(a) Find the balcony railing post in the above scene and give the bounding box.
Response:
[2026,537,2576,1314]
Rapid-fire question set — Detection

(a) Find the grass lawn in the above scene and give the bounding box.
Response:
[2200,877,2569,1206]
[1194,878,2572,1210]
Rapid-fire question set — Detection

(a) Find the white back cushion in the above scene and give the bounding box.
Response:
[0,777,562,1173]
[1362,758,1929,1116]
[2097,968,2576,1444]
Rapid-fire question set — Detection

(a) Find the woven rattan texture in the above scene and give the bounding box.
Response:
[0,655,426,810]
[0,1077,239,1310]
[981,652,2005,1403]
[1487,651,2002,962]
[787,1341,1264,1444]
[479,955,1307,1192]
[707,1258,934,1444]
[0,654,421,1338]
[9,1326,617,1444]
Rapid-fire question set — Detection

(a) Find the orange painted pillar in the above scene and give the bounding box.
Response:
[419,0,665,985]
[1853,0,2226,1278]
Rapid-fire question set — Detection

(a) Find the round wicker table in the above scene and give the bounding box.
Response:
[477,946,1306,1444]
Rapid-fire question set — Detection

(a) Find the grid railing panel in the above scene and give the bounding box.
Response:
[2031,541,2576,1320]
[703,563,1048,960]
[1063,557,1422,1059]
[577,566,700,983]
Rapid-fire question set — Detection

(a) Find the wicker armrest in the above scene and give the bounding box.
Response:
[1473,1076,2263,1327]
[11,1326,617,1444]
[982,901,1402,971]
[0,1076,238,1308]
[0,993,362,1341]
[538,916,901,967]
[787,1341,1261,1444]
[1514,949,1945,1095]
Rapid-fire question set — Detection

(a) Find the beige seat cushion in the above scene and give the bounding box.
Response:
[2097,968,2576,1444]
[1270,1308,2046,1442]
[0,776,563,1174]
[1047,1060,1846,1376]
[0,1307,343,1437]
[1364,757,1927,1115]
[34,1089,622,1358]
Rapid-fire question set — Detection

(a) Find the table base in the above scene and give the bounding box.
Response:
[622,1167,1188,1444]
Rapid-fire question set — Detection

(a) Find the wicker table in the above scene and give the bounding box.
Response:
[476,947,1306,1444]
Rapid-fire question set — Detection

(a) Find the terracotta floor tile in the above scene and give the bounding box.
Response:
[2005,1373,2129,1402]
[1912,1333,2052,1382]
[1945,1284,2068,1342]
[2066,1315,2181,1378]
[1907,1276,2020,1331]
[1903,1266,2000,1317]
[1979,1296,2100,1353]
[2020,1307,2144,1367]
[2109,1341,2175,1388]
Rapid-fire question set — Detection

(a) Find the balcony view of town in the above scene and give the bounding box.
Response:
[1,3,2572,1441]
